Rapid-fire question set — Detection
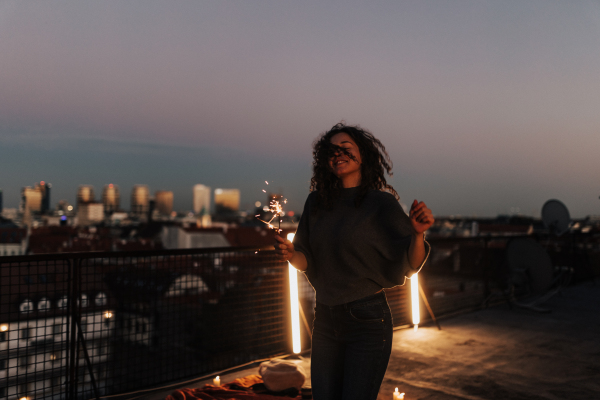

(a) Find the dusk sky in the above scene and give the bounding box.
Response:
[1,1,599,217]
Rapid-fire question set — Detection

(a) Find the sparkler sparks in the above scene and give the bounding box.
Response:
[256,181,287,234]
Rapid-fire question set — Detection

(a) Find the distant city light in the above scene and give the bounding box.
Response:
[60,216,67,221]
[255,201,261,207]
[104,311,113,319]
[67,206,73,211]
[0,324,8,332]
[263,206,269,212]
[215,189,223,194]
[288,211,295,217]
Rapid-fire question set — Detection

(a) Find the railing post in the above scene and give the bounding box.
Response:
[66,257,80,400]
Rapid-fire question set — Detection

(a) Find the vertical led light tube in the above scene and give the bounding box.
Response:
[287,233,301,353]
[411,272,420,331]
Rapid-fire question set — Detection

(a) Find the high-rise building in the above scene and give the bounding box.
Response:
[77,185,95,205]
[102,184,120,215]
[20,182,51,214]
[77,202,104,226]
[39,181,51,214]
[193,184,211,215]
[155,191,174,216]
[131,185,150,218]
[214,189,240,213]
[20,186,43,213]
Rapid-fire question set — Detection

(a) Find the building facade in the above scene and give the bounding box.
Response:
[77,202,105,226]
[130,185,149,219]
[77,185,95,205]
[214,189,240,214]
[154,191,173,216]
[193,185,211,215]
[102,184,120,215]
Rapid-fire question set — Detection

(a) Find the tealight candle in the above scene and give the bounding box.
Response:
[393,387,405,399]
[213,376,220,386]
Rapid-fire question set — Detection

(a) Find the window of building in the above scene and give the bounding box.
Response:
[50,376,62,388]
[0,331,6,342]
[80,319,87,333]
[18,382,33,395]
[19,299,34,314]
[95,292,107,306]
[0,358,7,370]
[99,340,106,355]
[23,276,34,284]
[18,355,31,369]
[52,323,62,335]
[38,297,51,312]
[80,294,89,308]
[57,296,68,309]
[96,364,105,379]
[0,386,5,397]
[20,327,32,340]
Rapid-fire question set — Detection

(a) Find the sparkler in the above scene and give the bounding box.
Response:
[255,181,287,234]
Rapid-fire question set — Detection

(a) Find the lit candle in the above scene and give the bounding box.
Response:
[393,388,405,399]
[213,376,220,386]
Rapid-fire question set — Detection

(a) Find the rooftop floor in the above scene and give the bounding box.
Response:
[140,281,600,400]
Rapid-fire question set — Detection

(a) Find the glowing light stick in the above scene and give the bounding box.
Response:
[411,272,420,331]
[287,232,301,353]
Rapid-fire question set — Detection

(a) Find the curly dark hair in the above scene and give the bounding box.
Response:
[310,122,399,209]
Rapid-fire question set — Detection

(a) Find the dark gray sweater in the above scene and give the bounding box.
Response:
[293,187,430,306]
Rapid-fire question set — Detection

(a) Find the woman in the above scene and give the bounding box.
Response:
[275,122,433,400]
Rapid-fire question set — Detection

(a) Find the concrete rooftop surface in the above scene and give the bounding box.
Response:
[140,281,600,400]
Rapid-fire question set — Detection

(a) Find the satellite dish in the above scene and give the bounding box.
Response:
[541,199,571,236]
[505,238,553,296]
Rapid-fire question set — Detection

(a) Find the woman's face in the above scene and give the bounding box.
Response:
[328,132,362,185]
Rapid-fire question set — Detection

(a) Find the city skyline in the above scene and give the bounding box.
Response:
[1,1,600,217]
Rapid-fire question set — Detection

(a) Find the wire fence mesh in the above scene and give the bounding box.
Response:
[1,234,597,400]
[0,248,289,400]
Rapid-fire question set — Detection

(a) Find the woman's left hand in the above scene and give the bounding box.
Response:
[409,199,434,234]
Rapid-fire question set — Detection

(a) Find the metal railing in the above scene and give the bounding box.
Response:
[0,233,597,400]
[1,247,290,400]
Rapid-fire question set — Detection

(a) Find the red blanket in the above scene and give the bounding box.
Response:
[166,375,301,400]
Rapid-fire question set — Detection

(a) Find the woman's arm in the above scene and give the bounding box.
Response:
[408,200,434,269]
[408,232,427,269]
[274,235,308,271]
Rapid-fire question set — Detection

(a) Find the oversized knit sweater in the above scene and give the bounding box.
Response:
[293,187,430,306]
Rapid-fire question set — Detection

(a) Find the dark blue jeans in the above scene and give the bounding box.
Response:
[311,291,393,400]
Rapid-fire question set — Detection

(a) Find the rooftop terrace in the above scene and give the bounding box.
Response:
[142,281,600,400]
[1,233,598,400]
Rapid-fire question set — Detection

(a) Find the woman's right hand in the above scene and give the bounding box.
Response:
[274,235,294,262]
